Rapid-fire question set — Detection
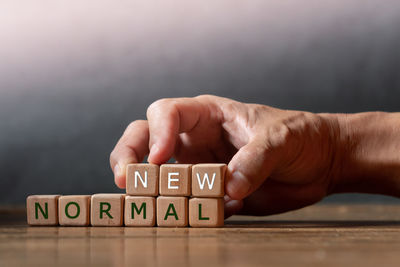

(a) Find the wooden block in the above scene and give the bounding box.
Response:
[126,163,159,196]
[189,198,224,227]
[159,164,191,196]
[124,196,156,226]
[91,194,125,226]
[58,195,91,226]
[191,163,226,197]
[156,196,188,227]
[26,195,60,226]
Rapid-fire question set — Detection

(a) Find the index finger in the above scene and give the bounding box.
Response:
[110,120,150,188]
[146,95,223,164]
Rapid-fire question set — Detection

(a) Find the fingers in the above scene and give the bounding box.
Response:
[238,179,326,216]
[225,137,283,200]
[224,195,243,219]
[146,96,222,164]
[110,120,150,188]
[111,95,235,189]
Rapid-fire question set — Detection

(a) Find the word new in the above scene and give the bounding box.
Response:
[27,163,226,227]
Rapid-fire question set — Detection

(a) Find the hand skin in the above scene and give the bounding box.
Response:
[110,95,400,217]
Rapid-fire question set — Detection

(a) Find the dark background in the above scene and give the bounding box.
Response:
[1,0,400,204]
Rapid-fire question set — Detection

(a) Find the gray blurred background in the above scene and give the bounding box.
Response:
[1,0,400,204]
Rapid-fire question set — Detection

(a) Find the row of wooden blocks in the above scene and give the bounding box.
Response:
[26,195,224,227]
[125,163,226,197]
[27,163,226,227]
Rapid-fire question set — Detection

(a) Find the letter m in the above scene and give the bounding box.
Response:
[131,202,146,219]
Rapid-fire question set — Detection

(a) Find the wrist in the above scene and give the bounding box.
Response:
[329,112,400,196]
[316,112,347,194]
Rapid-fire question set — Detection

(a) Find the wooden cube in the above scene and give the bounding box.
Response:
[191,164,226,197]
[91,194,125,226]
[156,196,188,227]
[124,196,156,227]
[58,195,91,226]
[189,198,224,227]
[26,195,60,226]
[126,163,159,196]
[159,164,191,196]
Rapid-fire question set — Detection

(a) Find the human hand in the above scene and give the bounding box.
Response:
[110,95,343,217]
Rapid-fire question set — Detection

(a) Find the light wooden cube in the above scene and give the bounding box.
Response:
[58,195,91,226]
[191,164,226,197]
[156,196,188,227]
[26,195,60,226]
[124,196,156,227]
[159,164,191,196]
[126,163,159,196]
[91,194,125,226]
[189,198,224,227]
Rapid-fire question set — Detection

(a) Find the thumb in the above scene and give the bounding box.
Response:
[226,138,281,200]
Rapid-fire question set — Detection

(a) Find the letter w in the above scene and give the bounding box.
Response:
[196,173,216,190]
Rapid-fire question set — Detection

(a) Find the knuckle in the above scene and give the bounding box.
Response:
[265,111,320,153]
[147,98,175,117]
[267,122,292,149]
[284,111,311,130]
[194,94,214,101]
[125,120,147,133]
[221,101,240,120]
[246,104,264,126]
[109,150,117,165]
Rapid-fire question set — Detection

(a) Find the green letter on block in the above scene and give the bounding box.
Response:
[35,202,48,219]
[131,202,146,219]
[65,202,80,219]
[100,202,113,219]
[198,204,209,221]
[164,203,178,220]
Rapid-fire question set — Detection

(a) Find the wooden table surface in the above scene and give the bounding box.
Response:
[1,203,400,267]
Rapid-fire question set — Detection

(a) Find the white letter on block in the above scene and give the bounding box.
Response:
[196,173,216,190]
[135,171,148,188]
[167,172,179,189]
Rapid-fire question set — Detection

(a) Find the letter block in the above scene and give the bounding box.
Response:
[126,163,159,196]
[156,196,188,227]
[189,198,224,227]
[159,164,191,196]
[192,164,226,197]
[58,195,91,226]
[124,196,156,226]
[26,195,60,226]
[91,194,125,226]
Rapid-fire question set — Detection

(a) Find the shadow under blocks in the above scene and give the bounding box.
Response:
[26,163,226,227]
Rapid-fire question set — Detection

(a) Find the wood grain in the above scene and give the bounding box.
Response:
[90,194,125,226]
[58,195,91,226]
[2,204,400,267]
[189,197,224,227]
[156,196,188,227]
[26,195,60,226]
[124,196,156,226]
[159,164,192,196]
[191,163,226,197]
[126,163,159,196]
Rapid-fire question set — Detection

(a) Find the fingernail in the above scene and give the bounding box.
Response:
[114,164,121,177]
[227,171,251,200]
[114,164,126,188]
[224,195,231,203]
[148,143,159,162]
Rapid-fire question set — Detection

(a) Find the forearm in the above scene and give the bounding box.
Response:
[331,112,400,196]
